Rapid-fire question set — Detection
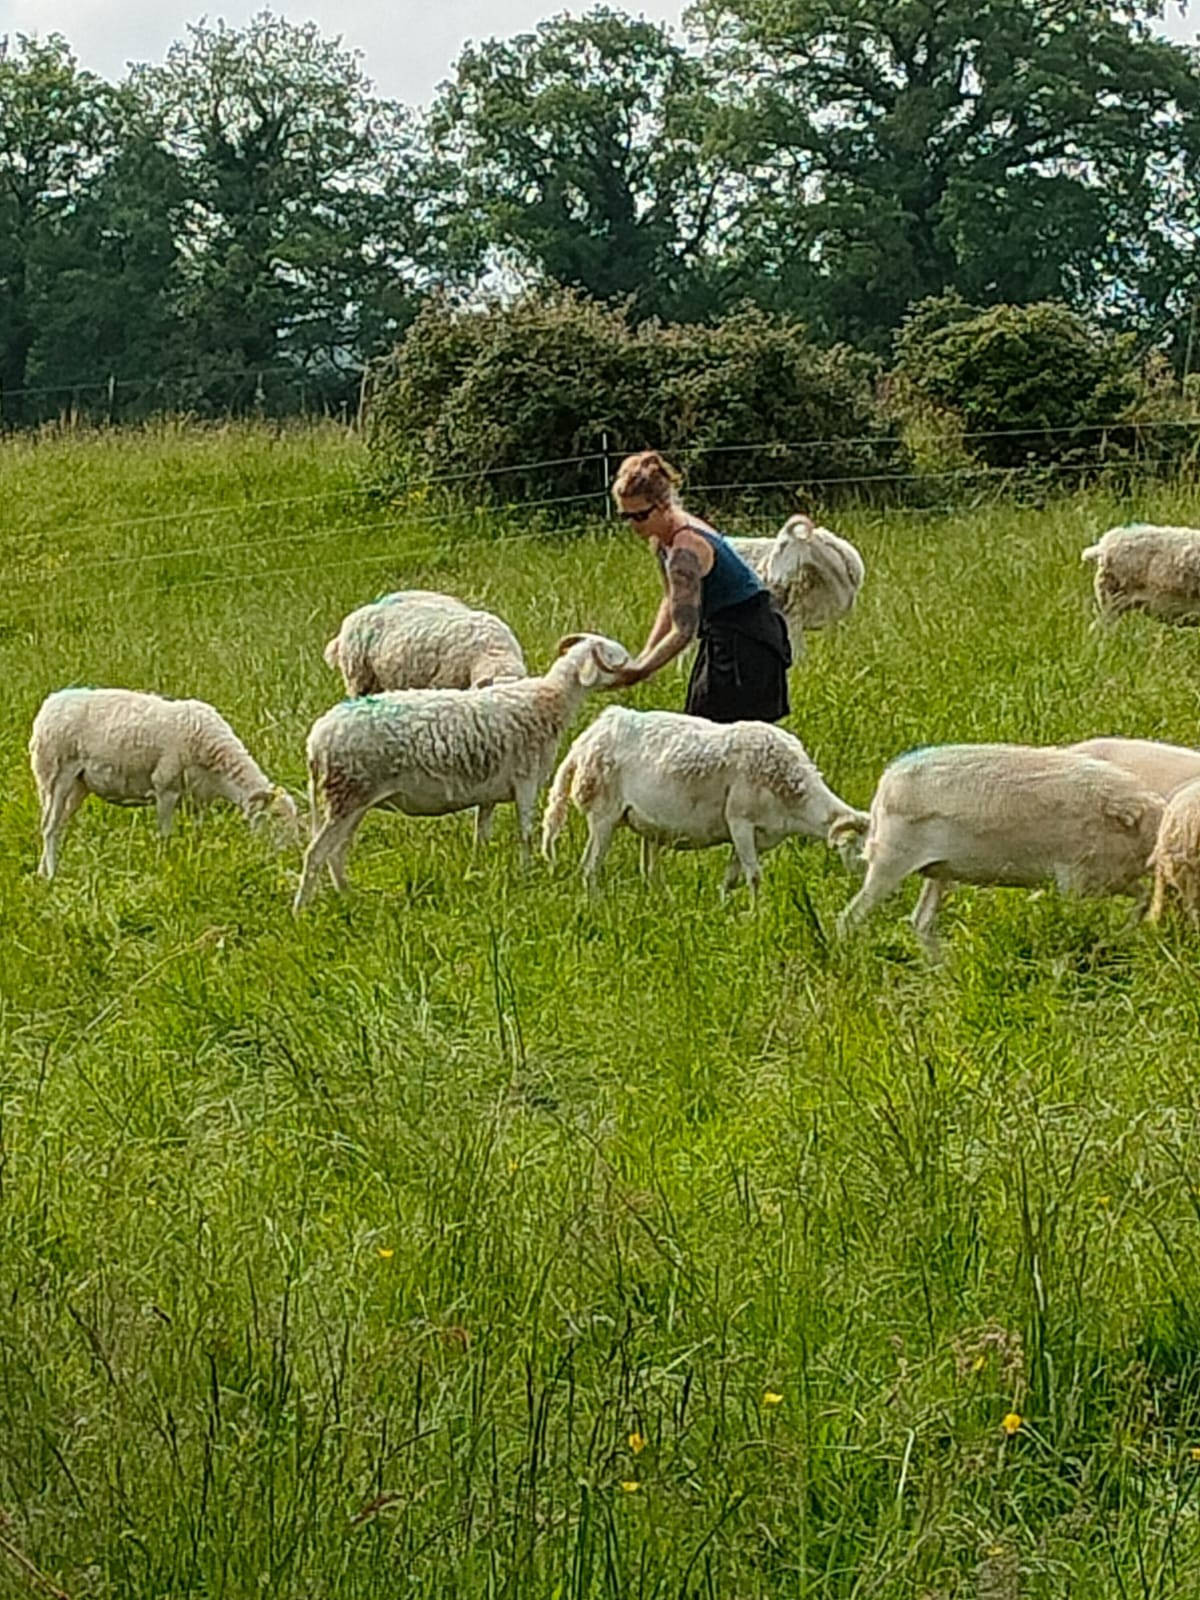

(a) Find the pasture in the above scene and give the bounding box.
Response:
[4,422,1200,1598]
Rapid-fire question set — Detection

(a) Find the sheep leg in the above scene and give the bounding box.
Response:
[37,771,87,879]
[835,854,913,937]
[721,849,744,897]
[474,805,495,847]
[294,810,364,910]
[1148,867,1169,923]
[325,810,370,893]
[155,788,181,838]
[725,815,761,900]
[581,810,621,891]
[638,835,659,881]
[513,782,538,864]
[909,877,947,959]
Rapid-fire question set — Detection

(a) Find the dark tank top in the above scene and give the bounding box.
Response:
[657,527,764,621]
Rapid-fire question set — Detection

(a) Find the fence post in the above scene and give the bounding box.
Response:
[107,373,116,425]
[356,367,370,433]
[602,430,612,518]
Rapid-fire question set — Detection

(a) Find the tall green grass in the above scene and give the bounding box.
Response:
[4,422,1200,1597]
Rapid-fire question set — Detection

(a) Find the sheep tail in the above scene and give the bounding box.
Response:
[1081,544,1102,564]
[323,635,341,669]
[541,749,578,861]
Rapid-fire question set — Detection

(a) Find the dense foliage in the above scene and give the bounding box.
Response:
[893,295,1141,468]
[1,0,1199,429]
[367,292,899,509]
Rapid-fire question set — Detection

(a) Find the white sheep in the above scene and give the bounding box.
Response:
[1066,736,1200,798]
[836,744,1164,955]
[1081,524,1200,624]
[30,687,298,879]
[294,633,631,910]
[542,706,868,895]
[1149,777,1200,920]
[727,515,865,658]
[324,590,527,695]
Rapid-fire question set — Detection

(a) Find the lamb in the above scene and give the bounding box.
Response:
[30,687,298,879]
[1081,524,1200,624]
[294,633,631,910]
[1148,777,1200,919]
[323,590,527,695]
[727,515,865,659]
[1066,737,1200,799]
[542,706,868,894]
[836,744,1164,956]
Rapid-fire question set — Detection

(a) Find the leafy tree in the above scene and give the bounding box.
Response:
[129,12,437,408]
[31,95,189,417]
[368,289,897,508]
[0,35,113,422]
[893,293,1138,466]
[690,0,1200,348]
[429,8,736,321]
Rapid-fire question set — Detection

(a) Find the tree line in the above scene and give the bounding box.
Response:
[2,0,1199,427]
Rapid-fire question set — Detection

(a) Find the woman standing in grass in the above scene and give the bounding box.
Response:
[608,450,791,722]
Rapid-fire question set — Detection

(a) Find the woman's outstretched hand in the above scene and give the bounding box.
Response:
[605,661,648,689]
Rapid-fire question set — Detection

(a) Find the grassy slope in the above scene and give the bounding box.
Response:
[3,424,1200,1596]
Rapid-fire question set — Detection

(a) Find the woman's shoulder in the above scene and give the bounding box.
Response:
[672,525,719,570]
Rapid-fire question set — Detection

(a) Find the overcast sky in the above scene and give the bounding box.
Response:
[0,0,1193,107]
[0,1,687,105]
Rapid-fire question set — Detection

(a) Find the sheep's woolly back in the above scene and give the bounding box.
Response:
[878,744,1159,831]
[579,706,823,805]
[308,636,629,804]
[310,684,566,792]
[729,516,865,633]
[1084,524,1200,600]
[31,688,273,798]
[326,592,526,695]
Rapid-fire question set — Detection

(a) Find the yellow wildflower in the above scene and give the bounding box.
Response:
[1190,1446,1200,1462]
[763,1391,784,1407]
[972,1354,987,1373]
[628,1432,646,1455]
[377,1247,394,1260]
[1001,1412,1022,1435]
[620,1480,640,1493]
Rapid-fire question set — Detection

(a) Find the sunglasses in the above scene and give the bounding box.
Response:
[619,505,656,524]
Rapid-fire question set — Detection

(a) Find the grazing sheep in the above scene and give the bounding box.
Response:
[324,590,527,695]
[1149,776,1200,920]
[836,744,1163,955]
[30,687,298,879]
[1081,524,1200,624]
[727,515,865,658]
[294,633,631,910]
[542,706,868,894]
[1066,737,1200,799]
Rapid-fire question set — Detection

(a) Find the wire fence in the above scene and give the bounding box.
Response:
[3,444,1200,638]
[7,419,1200,550]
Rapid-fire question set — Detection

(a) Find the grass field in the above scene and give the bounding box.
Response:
[6,422,1200,1598]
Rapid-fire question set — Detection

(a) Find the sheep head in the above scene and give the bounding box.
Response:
[555,633,632,687]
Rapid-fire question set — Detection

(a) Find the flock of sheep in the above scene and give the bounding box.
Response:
[25,515,1200,953]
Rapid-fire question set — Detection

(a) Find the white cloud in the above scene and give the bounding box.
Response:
[0,0,689,105]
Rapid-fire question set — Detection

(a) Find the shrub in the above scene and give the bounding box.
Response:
[366,290,903,516]
[893,294,1139,471]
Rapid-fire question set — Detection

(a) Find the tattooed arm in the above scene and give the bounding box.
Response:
[613,545,704,686]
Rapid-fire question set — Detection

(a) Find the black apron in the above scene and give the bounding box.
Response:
[685,591,792,724]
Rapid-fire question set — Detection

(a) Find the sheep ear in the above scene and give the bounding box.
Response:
[323,637,340,668]
[557,633,586,656]
[578,647,602,688]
